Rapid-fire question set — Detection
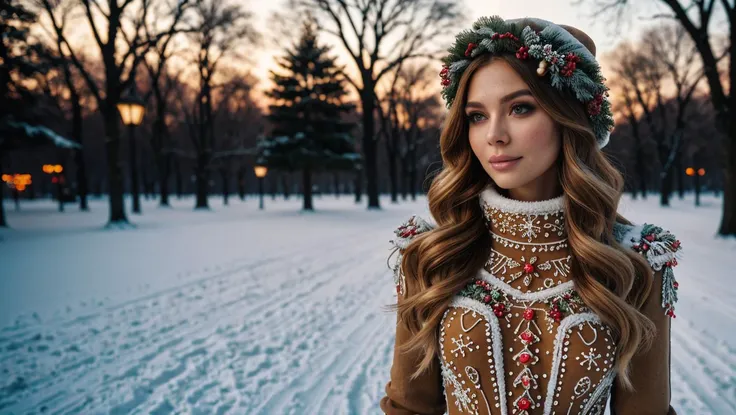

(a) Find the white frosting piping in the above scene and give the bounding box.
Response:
[544,312,603,415]
[450,296,509,415]
[477,267,576,301]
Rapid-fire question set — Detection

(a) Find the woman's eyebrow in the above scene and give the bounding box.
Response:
[465,89,533,110]
[500,89,532,104]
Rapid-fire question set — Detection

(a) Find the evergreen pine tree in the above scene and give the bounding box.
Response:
[258,16,359,211]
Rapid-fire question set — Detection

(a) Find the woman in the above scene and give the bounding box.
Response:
[380,16,683,415]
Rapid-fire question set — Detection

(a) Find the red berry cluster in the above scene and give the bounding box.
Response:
[439,65,451,88]
[548,303,563,322]
[474,279,506,317]
[491,32,519,41]
[561,52,580,77]
[397,219,419,238]
[587,93,604,116]
[516,46,529,60]
[464,42,477,57]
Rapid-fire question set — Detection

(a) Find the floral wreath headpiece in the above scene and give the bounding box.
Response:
[440,16,614,149]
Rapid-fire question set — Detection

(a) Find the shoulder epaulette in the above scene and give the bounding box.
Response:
[619,222,683,318]
[390,215,434,297]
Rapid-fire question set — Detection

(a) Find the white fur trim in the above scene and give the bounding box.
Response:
[477,267,575,301]
[479,185,564,215]
[450,296,509,415]
[597,130,611,149]
[544,312,603,415]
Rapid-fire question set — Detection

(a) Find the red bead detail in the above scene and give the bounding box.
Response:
[672,240,681,249]
[673,281,679,289]
[519,352,531,364]
[441,78,451,87]
[465,42,477,57]
[439,66,449,78]
[645,234,655,242]
[483,295,491,303]
[521,376,531,387]
[523,263,535,274]
[641,243,650,251]
[520,332,533,343]
[517,397,531,410]
[523,308,535,320]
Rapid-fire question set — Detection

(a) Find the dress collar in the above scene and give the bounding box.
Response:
[479,185,567,243]
[479,185,564,216]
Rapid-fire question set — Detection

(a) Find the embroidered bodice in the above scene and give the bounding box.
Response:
[380,186,683,415]
[440,187,615,415]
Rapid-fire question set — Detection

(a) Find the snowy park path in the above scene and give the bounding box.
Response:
[1,194,734,414]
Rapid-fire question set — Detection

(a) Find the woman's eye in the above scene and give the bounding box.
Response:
[467,113,486,123]
[511,103,534,115]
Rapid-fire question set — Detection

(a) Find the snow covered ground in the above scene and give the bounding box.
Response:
[0,192,734,414]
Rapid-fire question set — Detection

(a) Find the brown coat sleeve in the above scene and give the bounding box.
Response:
[379,254,447,415]
[610,268,677,415]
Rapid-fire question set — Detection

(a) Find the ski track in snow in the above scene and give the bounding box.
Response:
[0,194,734,414]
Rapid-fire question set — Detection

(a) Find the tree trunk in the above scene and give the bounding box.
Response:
[174,156,183,199]
[158,152,171,207]
[71,100,89,211]
[194,154,209,209]
[354,168,363,203]
[221,168,229,205]
[675,150,685,199]
[0,153,6,227]
[128,124,141,214]
[718,115,736,235]
[103,103,128,224]
[303,166,313,210]
[388,150,398,203]
[360,88,380,209]
[237,167,245,200]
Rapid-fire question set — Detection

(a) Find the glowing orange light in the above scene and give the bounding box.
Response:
[53,165,63,173]
[698,168,705,176]
[685,167,695,176]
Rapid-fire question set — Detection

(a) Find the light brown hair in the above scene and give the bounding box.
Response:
[390,52,656,392]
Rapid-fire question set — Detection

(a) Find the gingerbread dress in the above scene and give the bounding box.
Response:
[380,186,682,415]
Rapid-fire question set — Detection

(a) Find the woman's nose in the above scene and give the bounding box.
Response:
[485,116,509,145]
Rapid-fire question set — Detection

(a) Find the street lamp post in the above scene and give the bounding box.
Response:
[685,167,706,207]
[43,164,64,212]
[117,87,146,214]
[254,165,268,210]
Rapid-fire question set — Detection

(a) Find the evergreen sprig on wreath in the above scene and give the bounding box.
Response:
[439,16,614,148]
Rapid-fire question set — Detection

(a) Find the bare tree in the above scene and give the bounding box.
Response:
[185,0,258,209]
[37,0,191,225]
[299,0,464,209]
[582,0,735,235]
[141,0,190,207]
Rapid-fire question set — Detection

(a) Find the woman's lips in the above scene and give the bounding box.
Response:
[489,157,522,171]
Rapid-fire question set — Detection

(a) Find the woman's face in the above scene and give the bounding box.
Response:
[465,59,562,201]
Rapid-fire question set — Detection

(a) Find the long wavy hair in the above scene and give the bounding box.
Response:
[390,53,656,392]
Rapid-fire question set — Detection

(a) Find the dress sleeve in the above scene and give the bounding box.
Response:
[380,218,446,415]
[609,267,676,415]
